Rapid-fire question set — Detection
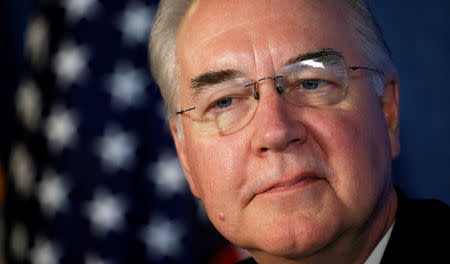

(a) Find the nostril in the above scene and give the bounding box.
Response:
[259,138,301,153]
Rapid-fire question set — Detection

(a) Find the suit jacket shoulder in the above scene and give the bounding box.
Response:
[381,189,450,263]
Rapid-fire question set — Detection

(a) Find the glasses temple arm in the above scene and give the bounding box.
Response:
[176,107,196,115]
[348,66,384,75]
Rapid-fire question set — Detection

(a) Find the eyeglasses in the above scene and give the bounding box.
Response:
[176,54,381,135]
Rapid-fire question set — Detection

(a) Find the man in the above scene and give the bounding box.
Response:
[149,0,449,263]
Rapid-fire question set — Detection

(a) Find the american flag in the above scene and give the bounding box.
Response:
[4,0,237,263]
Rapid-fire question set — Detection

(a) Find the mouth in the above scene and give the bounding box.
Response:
[261,173,322,195]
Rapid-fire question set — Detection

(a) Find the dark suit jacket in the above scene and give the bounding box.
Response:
[237,189,450,264]
[380,189,449,263]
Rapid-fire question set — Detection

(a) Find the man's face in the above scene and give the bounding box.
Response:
[173,0,399,259]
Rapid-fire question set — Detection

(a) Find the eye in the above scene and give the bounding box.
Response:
[215,97,234,108]
[301,79,322,90]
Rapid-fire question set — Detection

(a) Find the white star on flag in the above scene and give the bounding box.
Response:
[10,223,28,262]
[94,124,137,172]
[105,61,148,109]
[141,213,185,260]
[117,1,155,46]
[44,104,78,153]
[84,188,128,237]
[16,78,42,132]
[29,236,62,264]
[25,15,49,70]
[9,143,35,198]
[52,40,90,88]
[149,151,188,198]
[36,169,70,219]
[62,0,101,24]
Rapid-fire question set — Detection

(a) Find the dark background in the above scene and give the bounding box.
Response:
[1,0,449,216]
[371,1,450,203]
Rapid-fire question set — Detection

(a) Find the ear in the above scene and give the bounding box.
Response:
[170,117,201,198]
[380,73,400,159]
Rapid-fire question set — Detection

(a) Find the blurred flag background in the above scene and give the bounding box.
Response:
[0,0,449,263]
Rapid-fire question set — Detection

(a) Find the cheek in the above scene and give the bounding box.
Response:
[306,104,391,213]
[186,134,248,214]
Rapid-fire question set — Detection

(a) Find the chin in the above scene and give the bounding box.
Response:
[239,211,344,260]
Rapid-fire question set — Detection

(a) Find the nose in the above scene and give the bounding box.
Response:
[250,82,307,155]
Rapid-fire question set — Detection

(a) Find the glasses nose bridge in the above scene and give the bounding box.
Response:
[252,75,284,100]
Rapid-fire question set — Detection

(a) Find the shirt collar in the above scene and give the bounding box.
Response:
[363,220,395,264]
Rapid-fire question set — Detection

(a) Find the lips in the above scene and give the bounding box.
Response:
[261,173,322,195]
[243,169,325,206]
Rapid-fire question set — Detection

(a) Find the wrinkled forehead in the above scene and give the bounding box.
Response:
[176,0,356,80]
[180,0,347,38]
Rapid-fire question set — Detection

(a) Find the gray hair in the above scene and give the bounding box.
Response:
[149,0,395,119]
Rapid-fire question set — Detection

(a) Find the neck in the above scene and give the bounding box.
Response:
[251,185,398,264]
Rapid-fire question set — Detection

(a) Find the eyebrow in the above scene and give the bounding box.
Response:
[286,48,343,65]
[190,69,241,91]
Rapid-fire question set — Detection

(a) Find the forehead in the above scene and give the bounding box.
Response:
[177,0,358,80]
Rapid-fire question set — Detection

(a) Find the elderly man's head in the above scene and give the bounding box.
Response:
[149,0,400,262]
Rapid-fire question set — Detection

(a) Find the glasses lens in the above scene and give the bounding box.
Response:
[189,78,258,135]
[277,56,349,106]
